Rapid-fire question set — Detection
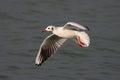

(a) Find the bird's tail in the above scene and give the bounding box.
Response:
[75,31,90,47]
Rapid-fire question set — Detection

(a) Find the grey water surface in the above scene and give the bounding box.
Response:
[0,0,120,80]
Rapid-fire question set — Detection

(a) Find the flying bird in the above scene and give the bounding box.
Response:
[35,22,90,66]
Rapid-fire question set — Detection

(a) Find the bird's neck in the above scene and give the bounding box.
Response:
[52,27,63,35]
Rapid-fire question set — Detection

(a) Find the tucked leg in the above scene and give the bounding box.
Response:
[75,36,85,47]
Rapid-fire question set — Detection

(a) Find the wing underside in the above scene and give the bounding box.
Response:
[35,34,66,66]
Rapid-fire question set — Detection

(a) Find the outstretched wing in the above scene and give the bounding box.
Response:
[63,22,89,31]
[35,34,67,66]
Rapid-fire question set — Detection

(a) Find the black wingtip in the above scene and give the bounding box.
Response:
[84,26,90,31]
[35,63,42,67]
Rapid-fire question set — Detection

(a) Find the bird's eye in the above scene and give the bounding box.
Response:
[48,28,50,29]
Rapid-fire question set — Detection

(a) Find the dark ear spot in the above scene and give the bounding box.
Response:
[52,27,54,30]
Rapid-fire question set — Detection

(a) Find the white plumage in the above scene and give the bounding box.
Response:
[35,22,90,66]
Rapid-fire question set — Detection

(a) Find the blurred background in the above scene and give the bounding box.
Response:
[0,0,120,80]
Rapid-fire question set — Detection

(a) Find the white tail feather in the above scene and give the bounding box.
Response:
[75,31,90,47]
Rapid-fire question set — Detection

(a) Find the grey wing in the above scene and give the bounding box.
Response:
[35,34,67,66]
[63,22,89,31]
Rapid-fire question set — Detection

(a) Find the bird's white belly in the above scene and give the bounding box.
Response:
[53,30,75,38]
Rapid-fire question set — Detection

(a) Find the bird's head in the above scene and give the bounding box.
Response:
[41,25,55,32]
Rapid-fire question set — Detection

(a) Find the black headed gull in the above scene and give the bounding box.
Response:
[35,22,90,66]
